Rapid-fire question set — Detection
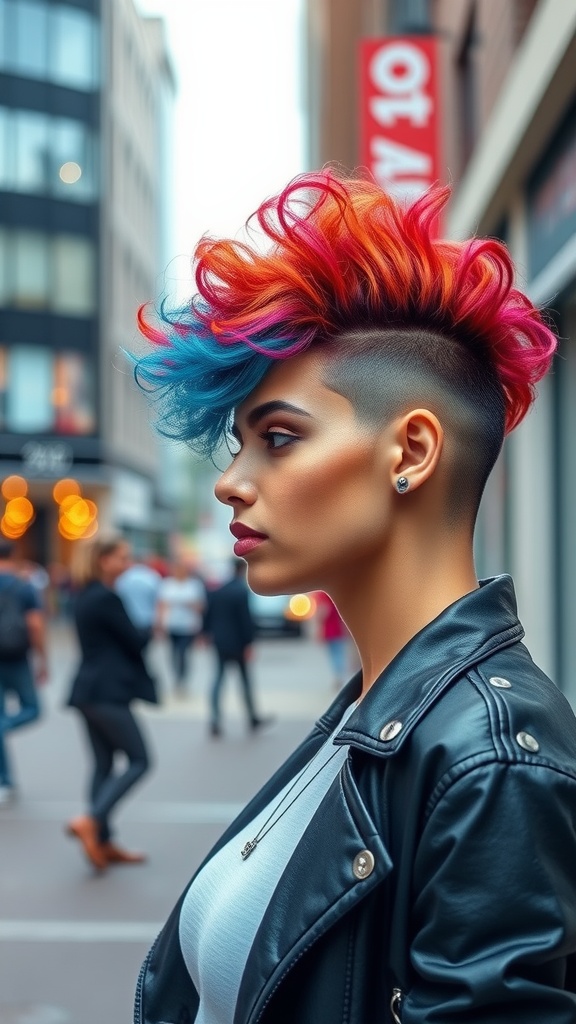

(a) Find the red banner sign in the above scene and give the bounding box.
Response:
[360,37,441,203]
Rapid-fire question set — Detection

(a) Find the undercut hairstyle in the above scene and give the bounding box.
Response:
[136,170,556,513]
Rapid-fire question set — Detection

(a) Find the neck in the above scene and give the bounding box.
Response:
[328,525,478,697]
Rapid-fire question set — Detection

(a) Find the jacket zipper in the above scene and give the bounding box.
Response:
[390,987,403,1023]
[134,940,158,1024]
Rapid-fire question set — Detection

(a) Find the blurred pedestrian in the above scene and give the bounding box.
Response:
[204,560,268,737]
[0,540,47,804]
[314,590,350,690]
[156,558,205,693]
[116,555,162,646]
[66,535,157,871]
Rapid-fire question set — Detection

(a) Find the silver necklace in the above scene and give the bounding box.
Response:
[240,745,343,860]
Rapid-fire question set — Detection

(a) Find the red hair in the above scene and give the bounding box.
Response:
[193,171,556,434]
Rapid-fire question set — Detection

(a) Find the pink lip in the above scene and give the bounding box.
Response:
[233,536,266,557]
[229,522,268,558]
[230,522,268,540]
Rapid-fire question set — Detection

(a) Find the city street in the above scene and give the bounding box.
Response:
[0,624,340,1024]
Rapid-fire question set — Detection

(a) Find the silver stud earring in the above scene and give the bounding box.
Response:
[396,476,409,494]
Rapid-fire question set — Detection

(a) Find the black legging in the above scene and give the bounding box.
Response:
[79,703,150,842]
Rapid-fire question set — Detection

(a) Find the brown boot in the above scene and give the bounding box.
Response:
[66,815,107,871]
[101,841,147,865]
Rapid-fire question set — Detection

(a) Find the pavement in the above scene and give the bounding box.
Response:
[0,623,346,1024]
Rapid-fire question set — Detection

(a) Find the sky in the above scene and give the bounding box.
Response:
[135,0,306,297]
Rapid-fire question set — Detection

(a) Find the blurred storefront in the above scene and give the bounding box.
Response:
[304,0,576,702]
[0,0,175,565]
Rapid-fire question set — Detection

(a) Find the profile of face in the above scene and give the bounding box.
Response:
[214,349,405,597]
[99,541,132,585]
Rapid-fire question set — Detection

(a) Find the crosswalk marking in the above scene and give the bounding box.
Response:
[0,921,162,942]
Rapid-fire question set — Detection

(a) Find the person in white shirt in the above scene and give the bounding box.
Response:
[156,561,205,692]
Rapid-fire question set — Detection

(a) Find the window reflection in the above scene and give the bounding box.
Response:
[0,0,99,90]
[10,0,48,78]
[0,229,95,315]
[14,111,50,192]
[13,232,49,309]
[0,346,95,435]
[7,346,53,432]
[0,107,97,200]
[51,5,99,89]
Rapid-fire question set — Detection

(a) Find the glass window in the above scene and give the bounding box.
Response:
[52,236,96,315]
[54,351,95,434]
[0,346,6,429]
[6,346,53,432]
[14,110,49,193]
[9,0,48,78]
[0,0,7,68]
[12,231,49,308]
[51,118,97,200]
[0,227,6,305]
[50,6,99,89]
[0,107,8,189]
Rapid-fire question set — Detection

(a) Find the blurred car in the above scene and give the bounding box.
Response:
[248,592,317,638]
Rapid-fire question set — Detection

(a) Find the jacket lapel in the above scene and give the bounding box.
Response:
[234,757,392,1024]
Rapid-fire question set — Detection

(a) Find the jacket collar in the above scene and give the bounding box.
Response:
[317,575,524,757]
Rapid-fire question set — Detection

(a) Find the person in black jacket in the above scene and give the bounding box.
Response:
[204,560,266,737]
[66,535,157,871]
[133,173,576,1023]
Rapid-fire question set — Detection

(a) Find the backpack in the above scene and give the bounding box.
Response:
[0,581,30,660]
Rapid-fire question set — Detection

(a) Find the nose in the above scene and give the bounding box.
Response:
[214,460,258,507]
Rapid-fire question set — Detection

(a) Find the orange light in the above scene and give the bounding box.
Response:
[5,497,34,525]
[1,516,26,539]
[58,517,99,541]
[287,594,317,620]
[53,478,81,504]
[1,475,28,500]
[64,498,91,527]
[80,518,99,539]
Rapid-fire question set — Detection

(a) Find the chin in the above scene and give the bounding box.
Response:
[246,562,318,597]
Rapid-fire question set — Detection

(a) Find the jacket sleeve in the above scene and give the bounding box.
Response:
[97,590,148,659]
[404,761,576,1023]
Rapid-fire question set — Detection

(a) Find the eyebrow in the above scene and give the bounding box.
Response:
[232,400,313,435]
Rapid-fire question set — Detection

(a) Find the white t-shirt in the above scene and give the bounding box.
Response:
[178,704,355,1024]
[159,577,205,635]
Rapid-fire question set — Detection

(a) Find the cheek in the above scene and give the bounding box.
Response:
[270,443,389,544]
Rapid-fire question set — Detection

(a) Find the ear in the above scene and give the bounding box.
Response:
[389,409,444,492]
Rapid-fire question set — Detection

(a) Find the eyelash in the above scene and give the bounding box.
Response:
[260,430,299,451]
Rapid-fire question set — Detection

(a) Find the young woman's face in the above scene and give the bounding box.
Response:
[214,349,394,596]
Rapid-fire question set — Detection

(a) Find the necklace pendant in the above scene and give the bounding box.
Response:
[241,838,258,860]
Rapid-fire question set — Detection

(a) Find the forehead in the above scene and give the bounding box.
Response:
[235,349,340,422]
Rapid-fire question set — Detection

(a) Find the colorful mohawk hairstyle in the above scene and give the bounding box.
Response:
[136,170,556,457]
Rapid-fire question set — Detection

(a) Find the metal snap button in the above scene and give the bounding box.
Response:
[352,849,375,880]
[489,676,512,688]
[516,731,540,753]
[379,720,402,742]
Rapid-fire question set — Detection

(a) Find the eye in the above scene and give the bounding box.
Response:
[261,430,299,451]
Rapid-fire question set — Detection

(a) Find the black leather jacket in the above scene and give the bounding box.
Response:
[136,576,576,1024]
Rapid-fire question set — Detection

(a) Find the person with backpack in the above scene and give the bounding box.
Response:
[0,539,48,804]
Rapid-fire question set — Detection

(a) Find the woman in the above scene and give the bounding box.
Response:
[134,172,576,1023]
[66,536,156,871]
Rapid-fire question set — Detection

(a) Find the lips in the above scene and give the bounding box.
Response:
[230,522,268,541]
[230,522,268,557]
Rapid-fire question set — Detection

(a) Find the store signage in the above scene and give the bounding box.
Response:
[20,441,74,476]
[360,37,441,203]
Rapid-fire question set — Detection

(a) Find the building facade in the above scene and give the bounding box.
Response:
[304,0,576,703]
[0,0,174,562]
